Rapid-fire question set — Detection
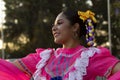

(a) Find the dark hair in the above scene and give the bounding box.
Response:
[62,9,97,46]
[62,9,86,38]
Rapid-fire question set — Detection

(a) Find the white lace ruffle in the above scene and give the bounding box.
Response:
[33,47,100,80]
[68,47,100,80]
[33,49,52,80]
[55,48,85,58]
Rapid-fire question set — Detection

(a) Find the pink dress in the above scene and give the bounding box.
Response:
[0,59,30,80]
[0,45,119,80]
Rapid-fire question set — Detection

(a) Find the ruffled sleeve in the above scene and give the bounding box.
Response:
[17,48,45,75]
[88,47,120,78]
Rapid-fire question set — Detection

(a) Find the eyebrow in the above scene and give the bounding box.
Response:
[57,19,64,22]
[54,19,64,25]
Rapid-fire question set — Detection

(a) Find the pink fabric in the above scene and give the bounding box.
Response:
[20,46,120,80]
[46,46,83,78]
[0,45,119,80]
[83,47,120,79]
[20,48,45,74]
[108,70,120,80]
[0,59,30,80]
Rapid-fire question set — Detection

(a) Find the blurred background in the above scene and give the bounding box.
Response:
[0,0,120,59]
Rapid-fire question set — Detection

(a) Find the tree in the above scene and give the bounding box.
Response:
[3,0,120,58]
[3,0,67,58]
[111,0,120,58]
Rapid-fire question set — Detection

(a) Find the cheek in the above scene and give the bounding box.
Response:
[61,25,73,38]
[54,26,73,44]
[62,30,72,39]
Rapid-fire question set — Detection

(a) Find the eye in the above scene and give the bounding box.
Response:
[52,22,62,27]
[57,21,63,25]
[53,19,64,26]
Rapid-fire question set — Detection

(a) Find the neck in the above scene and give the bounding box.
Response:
[62,39,80,48]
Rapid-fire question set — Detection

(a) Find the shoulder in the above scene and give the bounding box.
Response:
[81,47,100,57]
[84,46,112,57]
[90,46,118,64]
[81,46,114,63]
[35,48,54,55]
[91,46,113,58]
[87,47,120,77]
[97,46,112,55]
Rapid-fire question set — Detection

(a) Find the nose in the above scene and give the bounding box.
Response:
[52,25,57,31]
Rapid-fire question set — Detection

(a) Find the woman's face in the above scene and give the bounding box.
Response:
[52,12,74,44]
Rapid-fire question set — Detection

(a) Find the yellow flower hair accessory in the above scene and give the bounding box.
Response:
[78,10,97,23]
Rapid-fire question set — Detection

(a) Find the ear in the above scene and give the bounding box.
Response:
[72,23,80,32]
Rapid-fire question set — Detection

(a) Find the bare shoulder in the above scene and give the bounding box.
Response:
[112,62,120,74]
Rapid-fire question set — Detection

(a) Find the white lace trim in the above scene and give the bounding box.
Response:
[68,47,100,80]
[33,47,100,80]
[55,48,85,58]
[33,49,52,80]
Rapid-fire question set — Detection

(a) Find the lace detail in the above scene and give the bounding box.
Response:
[68,47,100,80]
[33,49,53,80]
[33,47,100,80]
[55,48,85,58]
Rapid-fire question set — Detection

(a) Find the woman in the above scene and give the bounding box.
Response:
[0,9,120,80]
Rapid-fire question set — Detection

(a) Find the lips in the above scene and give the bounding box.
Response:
[53,32,60,37]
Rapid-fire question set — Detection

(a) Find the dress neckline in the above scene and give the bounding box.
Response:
[55,45,84,57]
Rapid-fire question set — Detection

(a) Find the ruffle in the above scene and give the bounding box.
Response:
[33,49,53,80]
[55,45,84,58]
[33,47,100,80]
[67,47,100,80]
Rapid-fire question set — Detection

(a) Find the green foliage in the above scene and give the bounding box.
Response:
[111,0,120,57]
[2,0,120,58]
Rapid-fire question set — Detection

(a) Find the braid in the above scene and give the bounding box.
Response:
[78,10,97,47]
[85,19,95,46]
[62,9,97,47]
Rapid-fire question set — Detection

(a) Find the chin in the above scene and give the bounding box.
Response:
[54,39,63,45]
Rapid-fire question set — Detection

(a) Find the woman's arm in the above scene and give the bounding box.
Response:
[89,47,120,79]
[108,62,120,80]
[112,62,120,74]
[13,60,32,77]
[12,48,45,77]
